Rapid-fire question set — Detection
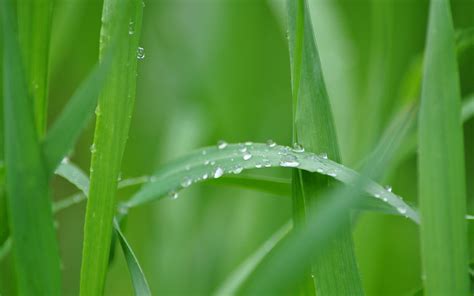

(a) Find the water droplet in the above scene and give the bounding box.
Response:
[233,166,243,174]
[213,167,224,178]
[383,197,388,202]
[374,193,381,198]
[204,160,210,165]
[397,207,407,215]
[292,143,305,152]
[128,21,135,35]
[267,139,276,147]
[319,152,328,159]
[61,157,69,164]
[181,177,192,187]
[202,173,209,180]
[137,46,145,59]
[385,185,392,192]
[280,155,300,167]
[316,168,324,173]
[255,163,262,168]
[217,140,228,149]
[90,144,97,153]
[210,161,216,166]
[95,106,101,116]
[245,141,253,146]
[239,145,248,153]
[243,152,252,160]
[328,171,337,177]
[168,191,178,200]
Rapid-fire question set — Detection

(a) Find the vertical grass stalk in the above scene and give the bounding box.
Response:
[418,0,469,294]
[79,0,143,294]
[287,0,363,294]
[2,0,61,293]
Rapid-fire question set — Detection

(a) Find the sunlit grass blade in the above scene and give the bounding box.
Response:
[42,56,112,175]
[16,0,53,136]
[114,220,152,296]
[1,1,61,293]
[418,0,469,294]
[80,0,143,293]
[214,221,292,295]
[126,143,418,223]
[287,0,362,293]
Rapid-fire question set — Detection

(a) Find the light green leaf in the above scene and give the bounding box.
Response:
[418,0,470,294]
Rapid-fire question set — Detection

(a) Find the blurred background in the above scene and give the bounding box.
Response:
[1,0,473,295]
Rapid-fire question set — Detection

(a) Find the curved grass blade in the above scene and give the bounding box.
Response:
[80,0,144,293]
[114,220,152,296]
[418,0,469,294]
[209,174,291,197]
[126,143,419,223]
[1,1,61,293]
[214,221,292,295]
[42,56,112,175]
[462,94,474,122]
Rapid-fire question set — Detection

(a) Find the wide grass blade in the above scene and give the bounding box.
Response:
[16,0,54,136]
[1,0,61,293]
[79,0,144,293]
[418,0,470,294]
[287,0,362,293]
[126,143,419,223]
[42,57,112,175]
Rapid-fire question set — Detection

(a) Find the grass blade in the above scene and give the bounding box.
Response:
[54,161,151,295]
[210,174,291,197]
[42,57,112,174]
[418,0,469,294]
[16,0,53,136]
[80,0,143,293]
[287,0,362,293]
[1,0,61,293]
[114,220,152,296]
[126,143,419,223]
[214,221,292,295]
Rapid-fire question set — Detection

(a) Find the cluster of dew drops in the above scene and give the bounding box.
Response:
[146,140,409,217]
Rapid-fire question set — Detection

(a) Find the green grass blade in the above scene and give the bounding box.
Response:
[80,0,143,293]
[214,221,292,295]
[16,0,53,136]
[287,0,362,293]
[1,0,61,293]
[461,94,474,122]
[114,220,152,296]
[210,174,291,197]
[418,0,469,294]
[126,143,419,223]
[53,161,151,295]
[42,57,112,175]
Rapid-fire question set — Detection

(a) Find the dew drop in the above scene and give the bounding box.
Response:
[243,152,252,161]
[204,160,210,165]
[280,155,300,167]
[61,157,70,164]
[128,21,135,35]
[319,152,328,159]
[168,191,178,200]
[210,161,216,166]
[217,140,228,149]
[213,167,224,179]
[266,139,276,148]
[181,177,192,188]
[328,171,337,177]
[397,207,407,215]
[383,197,388,202]
[239,145,248,153]
[255,163,262,168]
[385,185,393,192]
[202,173,209,180]
[292,143,305,152]
[245,141,253,146]
[374,193,381,198]
[233,166,243,174]
[137,46,145,59]
[316,168,324,173]
[90,144,97,153]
